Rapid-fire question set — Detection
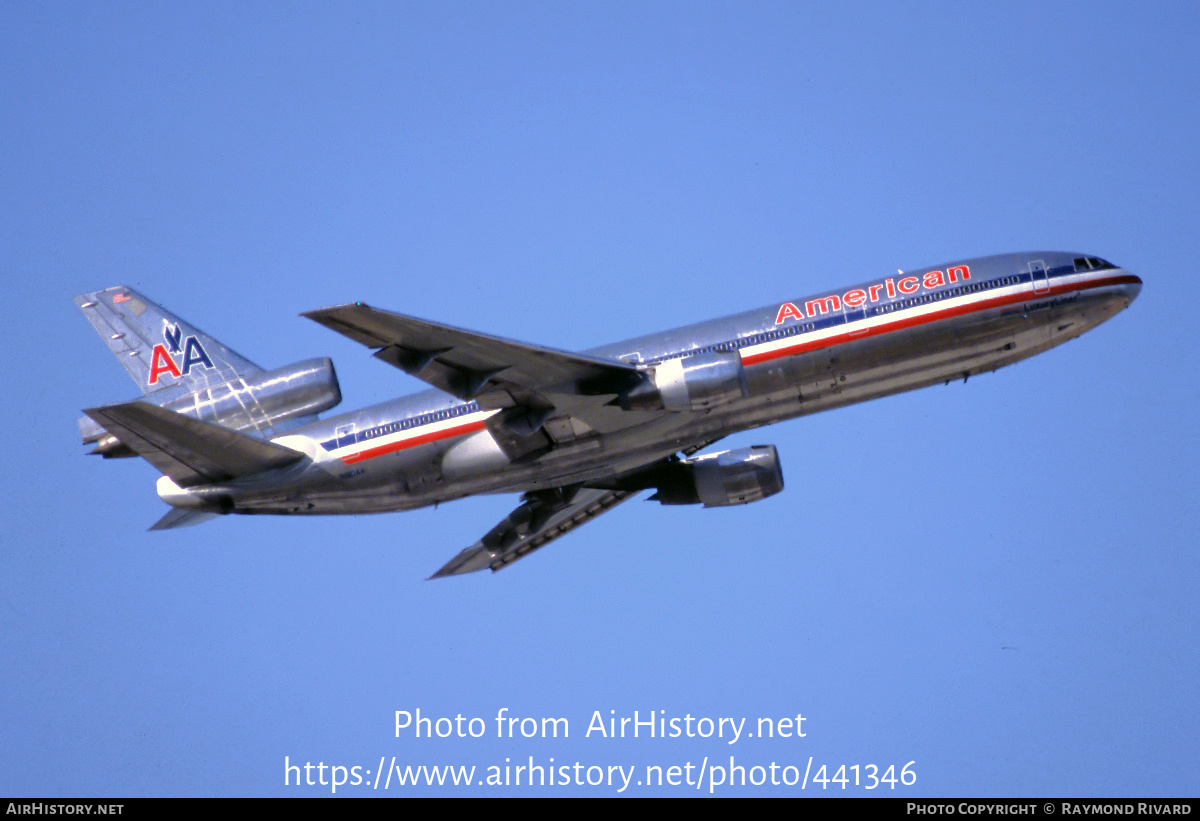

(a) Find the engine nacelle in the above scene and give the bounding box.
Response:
[653,445,784,507]
[186,357,342,429]
[621,349,748,411]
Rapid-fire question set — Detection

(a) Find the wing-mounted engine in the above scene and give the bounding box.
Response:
[620,349,748,411]
[648,444,784,507]
[82,358,342,456]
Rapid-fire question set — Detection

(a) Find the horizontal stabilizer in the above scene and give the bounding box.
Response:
[83,402,305,487]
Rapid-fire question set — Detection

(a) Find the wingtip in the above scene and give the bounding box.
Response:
[427,563,458,580]
[148,508,219,530]
[300,303,370,319]
[428,544,497,579]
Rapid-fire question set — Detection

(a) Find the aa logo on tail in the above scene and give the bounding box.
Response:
[148,321,215,385]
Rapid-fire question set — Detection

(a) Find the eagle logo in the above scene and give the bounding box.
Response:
[163,322,184,354]
[147,322,215,386]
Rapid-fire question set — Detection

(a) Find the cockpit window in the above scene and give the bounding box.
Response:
[1073,257,1114,272]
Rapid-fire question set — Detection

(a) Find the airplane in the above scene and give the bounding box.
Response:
[75,251,1141,578]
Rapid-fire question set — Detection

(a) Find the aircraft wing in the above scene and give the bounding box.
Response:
[431,437,720,578]
[303,304,647,434]
[429,486,637,578]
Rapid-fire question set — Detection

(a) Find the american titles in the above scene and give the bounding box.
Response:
[775,265,971,325]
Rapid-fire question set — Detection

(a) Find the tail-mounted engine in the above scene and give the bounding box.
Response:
[651,445,784,507]
[620,349,748,411]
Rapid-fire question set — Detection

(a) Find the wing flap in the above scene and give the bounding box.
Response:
[430,487,637,578]
[83,402,304,487]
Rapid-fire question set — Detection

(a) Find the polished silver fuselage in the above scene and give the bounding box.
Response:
[194,252,1140,516]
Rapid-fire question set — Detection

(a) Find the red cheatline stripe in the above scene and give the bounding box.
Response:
[340,419,489,465]
[742,274,1139,367]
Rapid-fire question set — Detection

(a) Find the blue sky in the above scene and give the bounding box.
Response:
[2,2,1197,796]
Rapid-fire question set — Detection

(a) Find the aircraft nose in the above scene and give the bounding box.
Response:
[1121,272,1143,304]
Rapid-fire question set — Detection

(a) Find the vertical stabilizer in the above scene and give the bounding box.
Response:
[76,287,342,452]
[75,286,263,396]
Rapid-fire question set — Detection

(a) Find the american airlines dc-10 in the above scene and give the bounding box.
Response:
[76,252,1140,578]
